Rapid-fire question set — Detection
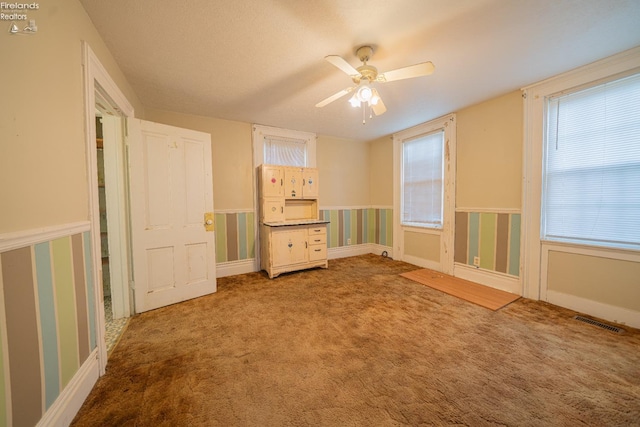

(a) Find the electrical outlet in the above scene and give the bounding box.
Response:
[473,256,480,267]
[347,238,352,245]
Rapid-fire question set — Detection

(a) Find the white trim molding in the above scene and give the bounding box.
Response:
[0,221,90,253]
[214,208,255,214]
[216,259,256,278]
[319,205,393,211]
[453,263,521,295]
[546,290,640,330]
[36,350,100,427]
[328,243,393,260]
[82,41,135,377]
[455,207,521,214]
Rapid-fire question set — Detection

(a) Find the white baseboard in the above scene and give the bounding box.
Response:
[327,244,393,260]
[327,244,371,259]
[369,244,393,258]
[216,259,256,278]
[37,350,100,427]
[546,290,640,329]
[453,263,522,295]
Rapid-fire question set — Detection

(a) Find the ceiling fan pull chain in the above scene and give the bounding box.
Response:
[362,102,366,124]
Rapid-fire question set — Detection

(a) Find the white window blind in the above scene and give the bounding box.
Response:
[264,136,306,167]
[542,72,640,249]
[402,130,444,227]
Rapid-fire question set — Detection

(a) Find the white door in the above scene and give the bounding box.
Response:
[128,119,216,313]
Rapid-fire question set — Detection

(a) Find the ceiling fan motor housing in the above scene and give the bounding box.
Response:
[355,64,378,83]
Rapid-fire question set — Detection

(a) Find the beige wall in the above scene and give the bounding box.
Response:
[456,90,523,209]
[144,109,253,210]
[547,251,640,312]
[368,135,394,206]
[0,0,142,233]
[404,231,440,262]
[317,135,370,207]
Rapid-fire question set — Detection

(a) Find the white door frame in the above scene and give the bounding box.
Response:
[82,41,134,374]
[98,112,132,320]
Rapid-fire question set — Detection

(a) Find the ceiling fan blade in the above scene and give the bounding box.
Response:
[371,89,386,116]
[378,61,435,83]
[325,55,360,76]
[315,86,355,108]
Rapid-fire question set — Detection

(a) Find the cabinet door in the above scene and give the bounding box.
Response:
[302,168,319,199]
[261,165,284,198]
[262,198,285,222]
[284,167,303,199]
[271,229,307,267]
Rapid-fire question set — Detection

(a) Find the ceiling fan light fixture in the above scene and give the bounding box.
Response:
[356,85,372,102]
[348,94,360,107]
[317,44,433,122]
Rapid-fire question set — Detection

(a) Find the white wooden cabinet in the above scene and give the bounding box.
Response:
[261,224,328,278]
[258,164,328,278]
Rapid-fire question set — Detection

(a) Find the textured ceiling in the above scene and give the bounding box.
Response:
[80,0,640,142]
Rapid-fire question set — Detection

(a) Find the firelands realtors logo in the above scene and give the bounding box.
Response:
[1,2,39,34]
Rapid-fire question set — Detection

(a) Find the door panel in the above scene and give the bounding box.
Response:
[129,119,216,313]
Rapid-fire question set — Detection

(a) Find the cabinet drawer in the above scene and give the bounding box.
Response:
[308,226,327,236]
[308,234,326,245]
[309,245,327,261]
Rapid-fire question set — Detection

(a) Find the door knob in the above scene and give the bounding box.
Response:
[204,212,215,231]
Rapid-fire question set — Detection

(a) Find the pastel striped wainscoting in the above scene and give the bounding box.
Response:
[0,230,96,427]
[214,211,256,263]
[455,211,521,276]
[319,208,393,248]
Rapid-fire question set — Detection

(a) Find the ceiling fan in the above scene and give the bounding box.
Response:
[315,45,435,118]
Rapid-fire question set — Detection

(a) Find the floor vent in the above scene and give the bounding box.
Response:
[573,315,625,334]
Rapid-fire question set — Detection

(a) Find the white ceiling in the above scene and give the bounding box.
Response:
[80,0,640,142]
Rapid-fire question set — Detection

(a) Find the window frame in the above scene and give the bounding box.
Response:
[252,124,316,168]
[522,47,640,301]
[393,113,456,274]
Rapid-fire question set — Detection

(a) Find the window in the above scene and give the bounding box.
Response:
[264,136,306,166]
[402,130,444,228]
[252,124,316,168]
[542,72,640,250]
[393,114,456,272]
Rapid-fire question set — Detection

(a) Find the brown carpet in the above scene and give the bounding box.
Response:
[400,268,521,310]
[72,254,640,426]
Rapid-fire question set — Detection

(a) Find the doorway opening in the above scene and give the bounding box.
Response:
[95,112,129,354]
